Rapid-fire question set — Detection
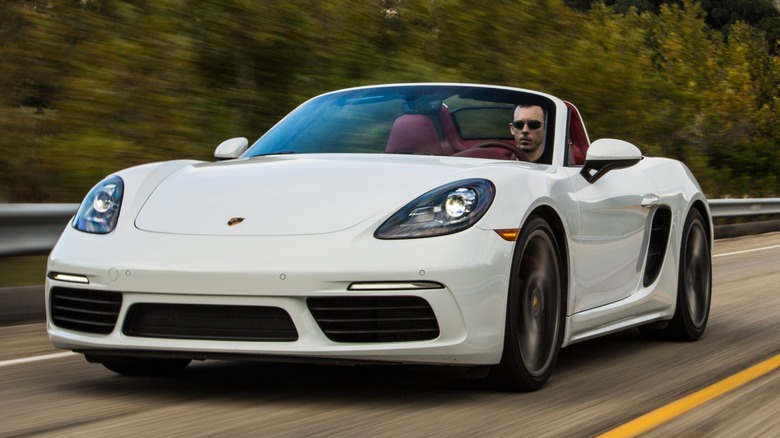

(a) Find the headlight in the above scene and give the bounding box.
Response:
[375,178,495,239]
[72,175,124,234]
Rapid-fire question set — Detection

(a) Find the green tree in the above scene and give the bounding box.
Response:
[0,0,777,201]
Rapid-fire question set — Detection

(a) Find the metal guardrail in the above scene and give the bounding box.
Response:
[708,198,780,218]
[0,203,78,257]
[1,199,780,257]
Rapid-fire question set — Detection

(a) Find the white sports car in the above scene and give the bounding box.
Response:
[46,83,712,391]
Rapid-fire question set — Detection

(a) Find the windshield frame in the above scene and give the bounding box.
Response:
[243,84,560,164]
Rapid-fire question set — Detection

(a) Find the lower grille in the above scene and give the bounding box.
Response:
[307,296,440,343]
[123,304,298,342]
[50,287,123,334]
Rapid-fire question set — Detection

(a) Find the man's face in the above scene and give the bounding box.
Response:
[509,106,545,161]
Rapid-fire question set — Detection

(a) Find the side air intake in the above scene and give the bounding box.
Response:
[644,207,672,287]
[307,296,440,343]
[50,287,122,334]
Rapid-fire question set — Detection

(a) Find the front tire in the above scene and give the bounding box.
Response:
[494,216,564,391]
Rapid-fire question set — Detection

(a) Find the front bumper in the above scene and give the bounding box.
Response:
[46,224,514,365]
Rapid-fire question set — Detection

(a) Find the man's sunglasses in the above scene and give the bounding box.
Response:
[512,120,544,130]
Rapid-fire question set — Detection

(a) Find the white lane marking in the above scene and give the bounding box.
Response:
[714,244,780,258]
[0,351,77,368]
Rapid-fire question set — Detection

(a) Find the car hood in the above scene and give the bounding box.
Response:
[134,154,483,236]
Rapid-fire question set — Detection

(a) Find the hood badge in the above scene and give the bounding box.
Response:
[227,217,245,226]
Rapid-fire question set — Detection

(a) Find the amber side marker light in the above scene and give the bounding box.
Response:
[494,228,520,241]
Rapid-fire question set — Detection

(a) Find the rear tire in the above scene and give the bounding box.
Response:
[86,355,191,376]
[640,208,711,341]
[494,216,564,391]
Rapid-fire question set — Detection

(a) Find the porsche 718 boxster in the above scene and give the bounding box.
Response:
[46,83,712,391]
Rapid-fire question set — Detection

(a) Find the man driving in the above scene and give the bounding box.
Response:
[509,105,545,162]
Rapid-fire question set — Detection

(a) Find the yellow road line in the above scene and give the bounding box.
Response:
[598,354,780,438]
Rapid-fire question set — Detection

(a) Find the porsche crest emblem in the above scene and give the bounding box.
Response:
[227,217,245,226]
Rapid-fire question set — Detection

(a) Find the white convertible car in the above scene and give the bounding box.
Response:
[46,84,712,391]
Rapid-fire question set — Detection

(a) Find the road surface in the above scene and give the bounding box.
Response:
[1,233,778,437]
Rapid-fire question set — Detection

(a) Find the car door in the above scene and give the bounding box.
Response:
[565,161,660,313]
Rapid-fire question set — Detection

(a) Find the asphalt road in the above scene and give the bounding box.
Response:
[1,233,778,437]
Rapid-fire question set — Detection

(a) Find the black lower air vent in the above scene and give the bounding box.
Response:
[50,287,123,334]
[307,296,440,343]
[123,304,298,342]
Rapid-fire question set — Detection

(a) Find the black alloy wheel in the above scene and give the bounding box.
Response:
[668,208,712,340]
[495,216,564,391]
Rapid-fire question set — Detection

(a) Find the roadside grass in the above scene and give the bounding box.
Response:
[0,256,48,287]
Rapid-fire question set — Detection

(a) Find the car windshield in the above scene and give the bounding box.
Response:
[244,85,556,162]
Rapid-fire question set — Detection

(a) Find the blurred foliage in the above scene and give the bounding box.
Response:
[0,256,47,287]
[0,0,778,201]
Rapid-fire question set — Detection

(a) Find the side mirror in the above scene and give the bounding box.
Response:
[580,138,642,183]
[214,137,249,160]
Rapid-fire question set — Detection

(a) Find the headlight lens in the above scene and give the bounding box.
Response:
[72,175,124,234]
[375,178,495,239]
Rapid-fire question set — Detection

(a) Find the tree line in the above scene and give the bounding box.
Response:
[1,0,778,202]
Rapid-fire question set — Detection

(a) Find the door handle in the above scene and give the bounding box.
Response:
[641,194,660,208]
